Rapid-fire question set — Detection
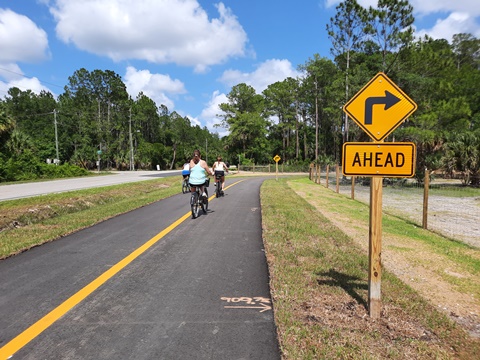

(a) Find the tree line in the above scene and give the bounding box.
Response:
[0,0,479,185]
[0,68,225,181]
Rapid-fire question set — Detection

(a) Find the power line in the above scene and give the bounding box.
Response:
[0,66,65,91]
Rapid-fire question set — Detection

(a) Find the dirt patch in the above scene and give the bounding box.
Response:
[339,183,480,248]
[292,183,480,339]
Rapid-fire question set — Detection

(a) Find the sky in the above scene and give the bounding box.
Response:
[1,0,479,136]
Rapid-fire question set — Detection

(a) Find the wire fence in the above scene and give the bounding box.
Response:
[308,164,480,248]
[236,163,311,173]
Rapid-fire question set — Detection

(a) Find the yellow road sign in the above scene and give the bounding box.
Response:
[342,142,416,177]
[273,155,281,163]
[343,73,417,142]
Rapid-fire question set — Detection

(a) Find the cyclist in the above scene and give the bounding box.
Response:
[189,149,213,199]
[212,156,229,193]
[181,160,190,181]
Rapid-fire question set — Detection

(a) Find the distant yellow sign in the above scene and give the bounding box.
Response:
[273,155,281,163]
[342,142,416,177]
[343,73,417,142]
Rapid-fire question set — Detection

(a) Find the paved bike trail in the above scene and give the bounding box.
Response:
[0,177,280,359]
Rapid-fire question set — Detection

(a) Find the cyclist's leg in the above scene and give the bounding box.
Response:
[221,175,225,190]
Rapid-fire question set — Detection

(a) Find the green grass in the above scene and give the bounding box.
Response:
[0,177,181,258]
[261,178,480,359]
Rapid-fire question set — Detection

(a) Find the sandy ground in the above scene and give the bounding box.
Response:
[335,182,480,248]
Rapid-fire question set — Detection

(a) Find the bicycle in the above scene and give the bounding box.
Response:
[190,179,209,219]
[182,176,191,194]
[214,172,224,197]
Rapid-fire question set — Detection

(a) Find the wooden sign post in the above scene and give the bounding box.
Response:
[369,176,383,318]
[273,155,281,181]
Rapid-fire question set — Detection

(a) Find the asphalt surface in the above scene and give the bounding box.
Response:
[0,176,280,359]
[0,170,180,201]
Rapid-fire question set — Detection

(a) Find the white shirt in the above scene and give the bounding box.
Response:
[214,161,225,171]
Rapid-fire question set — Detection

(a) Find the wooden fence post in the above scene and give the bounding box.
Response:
[423,168,429,229]
[326,165,330,188]
[336,165,340,193]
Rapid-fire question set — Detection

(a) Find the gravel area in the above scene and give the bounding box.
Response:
[336,182,480,248]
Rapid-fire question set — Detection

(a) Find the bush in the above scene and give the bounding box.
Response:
[0,151,89,183]
[39,162,90,179]
[3,150,42,181]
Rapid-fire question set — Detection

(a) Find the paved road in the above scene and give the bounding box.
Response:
[0,177,280,359]
[0,170,180,201]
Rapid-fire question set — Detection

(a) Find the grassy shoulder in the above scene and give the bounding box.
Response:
[0,176,180,259]
[260,177,480,359]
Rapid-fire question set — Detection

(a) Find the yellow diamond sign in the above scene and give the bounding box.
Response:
[273,155,281,163]
[343,72,417,142]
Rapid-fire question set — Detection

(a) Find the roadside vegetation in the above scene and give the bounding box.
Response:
[0,177,179,259]
[1,175,479,358]
[261,177,480,359]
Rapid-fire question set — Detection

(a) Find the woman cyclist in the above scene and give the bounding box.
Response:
[189,149,213,199]
[212,156,229,194]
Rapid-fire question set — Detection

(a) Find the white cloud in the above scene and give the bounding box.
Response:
[0,63,52,96]
[326,0,480,15]
[123,66,186,111]
[415,12,480,41]
[198,59,301,136]
[324,0,376,9]
[0,9,49,63]
[49,0,249,72]
[199,90,228,136]
[410,1,480,41]
[324,0,480,44]
[410,1,480,17]
[186,115,202,128]
[219,59,302,94]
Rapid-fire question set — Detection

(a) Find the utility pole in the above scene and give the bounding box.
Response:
[54,109,59,164]
[129,108,134,171]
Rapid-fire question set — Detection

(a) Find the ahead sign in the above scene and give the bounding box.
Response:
[342,142,416,177]
[343,73,417,142]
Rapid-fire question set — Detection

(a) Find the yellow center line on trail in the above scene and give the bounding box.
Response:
[0,179,246,359]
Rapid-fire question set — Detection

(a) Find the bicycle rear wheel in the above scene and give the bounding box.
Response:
[191,192,199,218]
[182,180,189,194]
[203,188,208,213]
[215,179,221,198]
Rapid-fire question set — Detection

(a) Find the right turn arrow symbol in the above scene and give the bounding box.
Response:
[364,90,400,125]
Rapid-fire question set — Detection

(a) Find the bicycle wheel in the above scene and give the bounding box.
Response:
[203,188,208,213]
[190,192,199,219]
[182,180,188,194]
[215,179,221,198]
